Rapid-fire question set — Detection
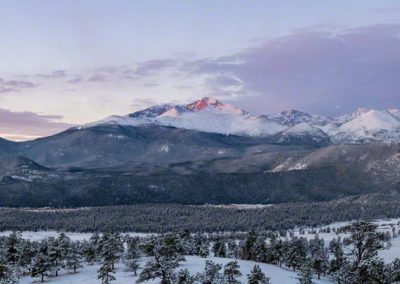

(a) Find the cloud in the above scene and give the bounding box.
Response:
[0,79,37,94]
[66,77,83,84]
[81,60,178,82]
[0,86,16,94]
[95,65,131,75]
[88,74,106,82]
[186,24,400,115]
[4,80,36,88]
[133,59,177,77]
[52,70,66,78]
[0,108,75,141]
[35,70,67,79]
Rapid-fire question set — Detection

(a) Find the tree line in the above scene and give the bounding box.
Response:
[1,193,400,233]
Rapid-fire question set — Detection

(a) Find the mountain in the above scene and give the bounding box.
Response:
[266,109,332,127]
[19,124,275,171]
[331,110,400,143]
[272,122,332,147]
[0,141,398,207]
[0,156,59,183]
[84,97,286,137]
[83,97,400,144]
[0,137,18,158]
[0,97,399,207]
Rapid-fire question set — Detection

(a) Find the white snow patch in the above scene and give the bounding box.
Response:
[159,144,170,153]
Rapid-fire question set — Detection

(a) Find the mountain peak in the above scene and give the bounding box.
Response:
[186,97,247,115]
[352,108,370,118]
[186,97,224,111]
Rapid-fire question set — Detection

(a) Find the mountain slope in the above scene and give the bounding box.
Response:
[0,156,59,183]
[271,122,332,147]
[332,110,400,143]
[19,124,293,171]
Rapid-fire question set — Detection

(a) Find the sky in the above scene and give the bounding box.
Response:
[0,0,400,140]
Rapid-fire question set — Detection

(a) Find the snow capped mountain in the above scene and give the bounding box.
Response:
[83,97,285,137]
[335,108,370,124]
[267,109,331,127]
[266,110,337,137]
[81,97,400,145]
[388,109,400,120]
[129,104,175,118]
[275,122,331,147]
[332,110,400,143]
[157,109,285,137]
[186,97,248,115]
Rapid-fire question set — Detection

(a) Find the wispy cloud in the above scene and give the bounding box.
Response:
[88,74,106,82]
[3,80,36,89]
[0,78,37,93]
[133,59,177,77]
[66,77,83,84]
[36,70,67,79]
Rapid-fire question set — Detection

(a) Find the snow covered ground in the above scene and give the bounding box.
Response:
[18,256,331,284]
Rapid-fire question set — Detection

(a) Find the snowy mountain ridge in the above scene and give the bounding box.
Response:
[81,97,400,144]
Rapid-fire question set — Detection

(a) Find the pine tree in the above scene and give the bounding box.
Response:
[31,241,52,283]
[298,260,313,284]
[247,265,270,284]
[227,240,239,258]
[97,261,116,284]
[309,235,328,279]
[328,238,344,273]
[47,236,62,277]
[98,233,124,270]
[124,237,141,275]
[194,234,209,258]
[126,237,140,259]
[223,261,242,284]
[241,230,258,260]
[64,242,83,273]
[337,220,387,282]
[82,240,97,265]
[137,236,181,284]
[57,233,71,259]
[389,258,400,283]
[178,229,195,255]
[252,237,268,263]
[5,232,22,266]
[195,260,225,284]
[212,238,227,258]
[270,237,284,266]
[17,240,36,271]
[0,248,16,284]
[283,237,308,271]
[125,258,140,276]
[346,220,385,265]
[177,268,195,284]
[90,232,101,255]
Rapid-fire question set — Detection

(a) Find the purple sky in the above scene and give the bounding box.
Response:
[0,1,399,140]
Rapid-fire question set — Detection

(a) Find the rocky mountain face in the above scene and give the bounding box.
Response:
[0,97,399,207]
